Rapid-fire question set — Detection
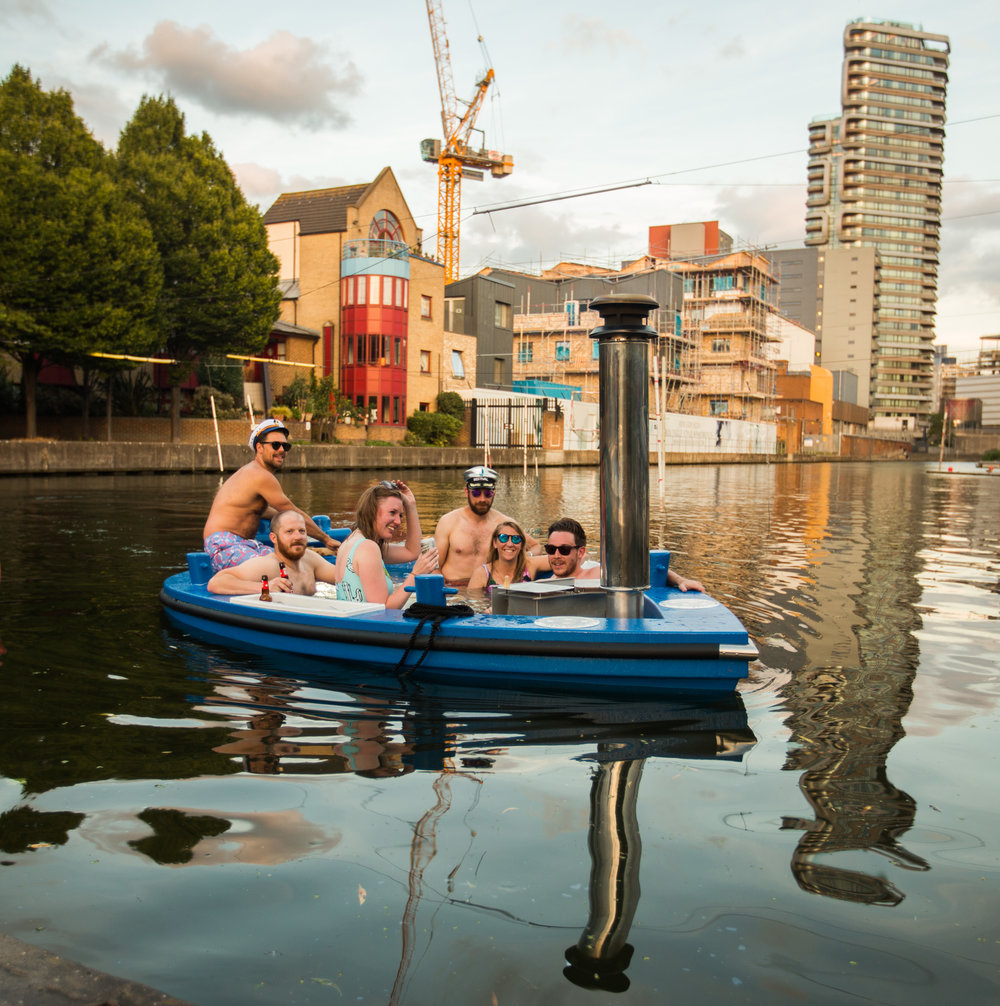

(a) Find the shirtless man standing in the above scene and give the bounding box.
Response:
[207,509,339,595]
[202,418,339,572]
[434,466,540,585]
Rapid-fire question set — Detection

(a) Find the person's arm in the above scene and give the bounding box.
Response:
[306,552,340,586]
[383,481,422,563]
[467,564,489,591]
[525,555,549,579]
[255,471,339,551]
[668,570,704,593]
[433,512,454,570]
[524,531,542,556]
[385,549,441,609]
[207,556,289,595]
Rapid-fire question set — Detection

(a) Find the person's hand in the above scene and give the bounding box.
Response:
[675,576,705,593]
[272,575,294,592]
[325,536,340,553]
[394,479,417,506]
[412,547,439,575]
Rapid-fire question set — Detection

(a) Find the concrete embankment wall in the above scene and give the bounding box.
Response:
[0,440,790,476]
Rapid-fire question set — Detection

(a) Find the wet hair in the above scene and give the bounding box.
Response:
[485,519,528,583]
[547,517,585,548]
[353,483,405,550]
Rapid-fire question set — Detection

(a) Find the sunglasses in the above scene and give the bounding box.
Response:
[544,543,578,556]
[496,533,523,544]
[264,441,292,452]
[469,487,494,498]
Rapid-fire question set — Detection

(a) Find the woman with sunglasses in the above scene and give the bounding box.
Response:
[335,480,439,609]
[467,520,546,592]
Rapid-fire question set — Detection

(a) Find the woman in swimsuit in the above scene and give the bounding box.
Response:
[335,480,439,608]
[467,519,547,592]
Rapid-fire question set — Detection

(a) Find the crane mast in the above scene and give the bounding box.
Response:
[421,0,513,283]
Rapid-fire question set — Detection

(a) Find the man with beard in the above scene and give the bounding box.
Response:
[434,466,540,585]
[203,418,340,572]
[206,509,339,595]
[545,517,704,591]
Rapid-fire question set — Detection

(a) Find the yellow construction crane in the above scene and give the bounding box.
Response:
[421,0,513,283]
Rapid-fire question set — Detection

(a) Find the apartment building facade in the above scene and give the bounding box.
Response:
[805,19,949,432]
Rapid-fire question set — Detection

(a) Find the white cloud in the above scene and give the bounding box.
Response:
[92,21,361,127]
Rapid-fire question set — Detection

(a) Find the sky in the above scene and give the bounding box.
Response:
[3,0,998,356]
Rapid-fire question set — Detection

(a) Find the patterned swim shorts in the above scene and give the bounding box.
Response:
[204,531,273,572]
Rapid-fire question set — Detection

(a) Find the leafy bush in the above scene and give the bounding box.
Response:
[190,386,243,419]
[268,405,294,420]
[406,410,462,446]
[112,370,157,417]
[435,391,465,419]
[982,449,1000,462]
[279,373,361,422]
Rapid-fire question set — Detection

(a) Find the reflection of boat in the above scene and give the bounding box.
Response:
[161,551,758,694]
[163,295,757,694]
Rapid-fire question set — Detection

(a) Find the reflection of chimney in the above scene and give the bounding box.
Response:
[564,757,644,992]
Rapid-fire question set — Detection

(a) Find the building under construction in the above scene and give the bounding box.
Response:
[460,240,780,421]
[663,250,780,422]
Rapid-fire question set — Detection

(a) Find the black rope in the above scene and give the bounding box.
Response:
[393,602,476,677]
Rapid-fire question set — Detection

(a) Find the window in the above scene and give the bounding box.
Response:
[421,295,432,319]
[394,338,401,366]
[493,358,503,384]
[369,209,403,242]
[518,342,533,363]
[346,335,354,365]
[370,276,379,303]
[710,399,729,415]
[712,275,734,293]
[592,341,599,359]
[494,301,512,328]
[555,341,570,361]
[382,278,393,306]
[445,297,466,332]
[711,339,730,353]
[451,350,465,378]
[420,350,430,374]
[357,277,366,305]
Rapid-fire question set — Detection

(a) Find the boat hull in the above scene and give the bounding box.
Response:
[160,571,758,695]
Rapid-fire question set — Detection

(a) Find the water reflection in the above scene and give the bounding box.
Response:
[774,465,930,905]
[780,665,928,905]
[564,758,643,992]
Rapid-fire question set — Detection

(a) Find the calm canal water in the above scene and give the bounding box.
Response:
[0,462,997,1005]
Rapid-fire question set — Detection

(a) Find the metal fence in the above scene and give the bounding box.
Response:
[468,399,545,450]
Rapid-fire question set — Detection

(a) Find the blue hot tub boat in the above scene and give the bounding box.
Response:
[161,295,759,695]
[160,545,758,695]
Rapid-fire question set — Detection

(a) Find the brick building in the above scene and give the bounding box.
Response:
[263,167,473,431]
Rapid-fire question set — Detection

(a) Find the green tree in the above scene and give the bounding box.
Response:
[116,95,281,441]
[0,66,161,438]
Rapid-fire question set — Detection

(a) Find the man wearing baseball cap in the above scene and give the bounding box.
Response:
[433,466,540,584]
[202,418,339,572]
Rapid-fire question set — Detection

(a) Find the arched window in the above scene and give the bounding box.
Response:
[369,210,403,242]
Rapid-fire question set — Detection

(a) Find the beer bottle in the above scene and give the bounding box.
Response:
[260,575,272,601]
[279,562,289,580]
